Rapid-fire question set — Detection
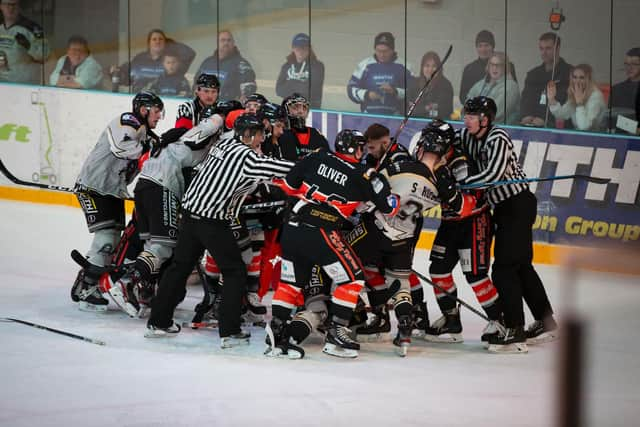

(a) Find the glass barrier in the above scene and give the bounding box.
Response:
[1,0,638,137]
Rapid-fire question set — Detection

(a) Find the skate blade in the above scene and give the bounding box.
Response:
[487,342,528,354]
[357,332,391,342]
[107,287,138,318]
[78,301,108,313]
[526,331,559,345]
[144,330,179,338]
[264,346,304,360]
[423,333,464,343]
[220,337,250,349]
[411,329,426,338]
[322,343,358,358]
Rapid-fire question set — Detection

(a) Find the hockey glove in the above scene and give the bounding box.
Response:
[448,154,470,182]
[433,164,459,206]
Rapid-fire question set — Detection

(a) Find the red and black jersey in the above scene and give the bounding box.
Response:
[280,150,394,229]
[277,127,330,161]
[175,98,208,130]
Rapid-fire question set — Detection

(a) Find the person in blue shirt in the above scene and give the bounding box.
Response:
[347,32,412,116]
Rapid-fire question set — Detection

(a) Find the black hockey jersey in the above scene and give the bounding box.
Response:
[280,151,395,229]
[277,127,330,161]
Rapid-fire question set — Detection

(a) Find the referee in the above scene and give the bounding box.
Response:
[146,114,294,348]
[456,96,556,353]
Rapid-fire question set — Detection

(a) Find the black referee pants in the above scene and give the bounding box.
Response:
[491,190,553,328]
[149,212,247,337]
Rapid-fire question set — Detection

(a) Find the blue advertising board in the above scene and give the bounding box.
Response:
[310,110,640,246]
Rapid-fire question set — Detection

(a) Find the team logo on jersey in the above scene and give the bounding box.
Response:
[280,259,295,283]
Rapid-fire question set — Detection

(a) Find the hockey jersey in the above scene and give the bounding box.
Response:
[280,150,395,229]
[138,114,224,199]
[277,127,330,161]
[75,113,150,198]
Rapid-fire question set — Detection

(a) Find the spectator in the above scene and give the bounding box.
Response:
[49,35,103,90]
[111,28,195,93]
[147,46,190,97]
[459,30,495,104]
[194,30,257,103]
[411,50,454,120]
[347,31,412,116]
[466,52,520,124]
[0,0,50,84]
[547,63,606,132]
[275,33,325,109]
[520,32,572,128]
[610,47,640,112]
[0,49,9,81]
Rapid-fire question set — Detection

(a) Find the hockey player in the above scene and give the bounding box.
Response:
[349,120,475,356]
[244,93,268,115]
[175,73,220,130]
[278,93,329,160]
[266,129,399,359]
[72,91,164,312]
[100,105,225,317]
[406,121,504,345]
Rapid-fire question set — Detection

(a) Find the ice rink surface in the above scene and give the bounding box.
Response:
[0,199,639,427]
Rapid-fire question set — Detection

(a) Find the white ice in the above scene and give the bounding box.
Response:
[0,199,639,427]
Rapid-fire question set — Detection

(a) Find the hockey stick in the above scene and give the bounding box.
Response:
[412,269,505,334]
[2,317,106,346]
[377,44,453,170]
[240,200,286,214]
[459,174,611,190]
[0,158,77,192]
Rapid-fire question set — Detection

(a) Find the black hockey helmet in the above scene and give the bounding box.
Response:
[412,119,455,159]
[334,129,366,155]
[282,92,310,129]
[244,93,268,109]
[132,90,164,119]
[261,102,288,127]
[234,113,265,141]
[195,73,220,89]
[463,96,497,123]
[215,99,243,117]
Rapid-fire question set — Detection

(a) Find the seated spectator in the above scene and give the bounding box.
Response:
[521,32,572,127]
[548,63,606,131]
[194,30,257,103]
[611,47,640,112]
[411,50,453,119]
[110,28,195,92]
[0,0,50,84]
[275,33,325,109]
[0,49,9,81]
[466,52,520,124]
[459,30,495,104]
[49,35,103,89]
[147,46,190,97]
[347,31,412,116]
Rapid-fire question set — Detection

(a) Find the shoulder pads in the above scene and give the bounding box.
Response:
[120,113,142,129]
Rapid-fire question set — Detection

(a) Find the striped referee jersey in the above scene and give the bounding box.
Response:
[181,137,294,220]
[455,126,528,206]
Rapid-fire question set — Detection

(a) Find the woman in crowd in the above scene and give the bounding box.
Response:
[466,51,520,124]
[412,50,453,120]
[110,28,195,92]
[547,63,606,131]
[49,35,103,90]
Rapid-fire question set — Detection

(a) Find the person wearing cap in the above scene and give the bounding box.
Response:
[347,31,413,116]
[276,32,325,109]
[459,30,496,104]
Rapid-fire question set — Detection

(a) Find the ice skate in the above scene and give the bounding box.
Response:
[423,307,463,343]
[264,321,304,359]
[526,317,559,345]
[77,279,108,313]
[410,302,429,338]
[481,320,505,348]
[393,315,412,357]
[487,326,528,354]
[100,273,140,318]
[220,330,251,349]
[323,323,360,358]
[355,305,391,342]
[144,321,181,338]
